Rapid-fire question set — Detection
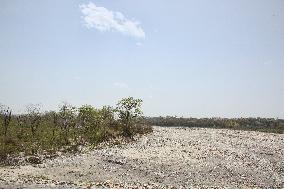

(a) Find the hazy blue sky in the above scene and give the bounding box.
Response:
[0,0,283,118]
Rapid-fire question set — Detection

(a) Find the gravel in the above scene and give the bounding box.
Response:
[0,126,283,188]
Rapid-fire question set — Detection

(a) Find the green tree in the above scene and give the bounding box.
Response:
[78,105,99,129]
[116,97,143,136]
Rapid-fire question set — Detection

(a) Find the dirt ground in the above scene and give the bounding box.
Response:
[0,126,283,188]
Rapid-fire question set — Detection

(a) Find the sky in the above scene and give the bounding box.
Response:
[0,0,283,118]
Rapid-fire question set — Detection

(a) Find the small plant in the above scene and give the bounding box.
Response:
[0,105,12,138]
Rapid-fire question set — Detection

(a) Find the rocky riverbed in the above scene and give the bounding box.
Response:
[0,126,283,188]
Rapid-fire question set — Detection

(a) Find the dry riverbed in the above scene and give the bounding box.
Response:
[0,126,283,189]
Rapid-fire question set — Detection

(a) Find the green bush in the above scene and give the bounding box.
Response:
[0,97,152,164]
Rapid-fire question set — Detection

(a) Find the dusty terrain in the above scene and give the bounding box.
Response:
[0,126,283,189]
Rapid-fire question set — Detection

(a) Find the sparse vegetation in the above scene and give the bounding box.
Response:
[0,97,152,164]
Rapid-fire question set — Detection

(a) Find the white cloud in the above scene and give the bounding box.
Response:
[80,2,145,39]
[113,82,129,89]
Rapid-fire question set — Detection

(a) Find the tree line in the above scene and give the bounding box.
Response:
[145,116,284,134]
